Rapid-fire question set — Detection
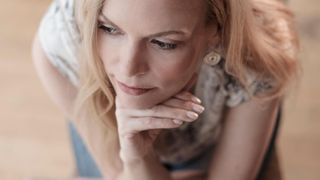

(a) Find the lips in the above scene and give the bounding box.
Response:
[116,80,155,96]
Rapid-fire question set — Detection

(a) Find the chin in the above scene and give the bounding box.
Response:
[116,94,158,109]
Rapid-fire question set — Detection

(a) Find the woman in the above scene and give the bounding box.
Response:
[32,0,299,179]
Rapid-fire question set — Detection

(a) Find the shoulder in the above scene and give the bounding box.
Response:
[198,59,275,108]
[224,68,275,107]
[37,0,80,86]
[32,33,78,119]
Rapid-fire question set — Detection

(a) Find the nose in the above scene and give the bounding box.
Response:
[119,40,148,77]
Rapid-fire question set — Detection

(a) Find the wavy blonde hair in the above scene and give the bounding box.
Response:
[73,0,300,172]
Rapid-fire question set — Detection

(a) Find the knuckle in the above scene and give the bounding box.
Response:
[150,106,158,114]
[185,93,193,100]
[146,118,174,129]
[144,118,153,125]
[163,98,173,104]
[183,101,192,109]
[182,91,191,97]
[151,105,162,114]
[176,110,187,120]
[159,119,173,128]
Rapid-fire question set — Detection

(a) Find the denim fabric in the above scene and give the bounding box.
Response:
[68,121,102,177]
[67,121,214,177]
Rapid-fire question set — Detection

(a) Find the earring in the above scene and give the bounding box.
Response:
[203,51,221,66]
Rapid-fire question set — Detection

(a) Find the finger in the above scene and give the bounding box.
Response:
[125,105,199,122]
[174,91,202,104]
[161,97,205,114]
[119,117,184,134]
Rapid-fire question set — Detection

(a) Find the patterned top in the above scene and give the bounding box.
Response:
[38,0,273,166]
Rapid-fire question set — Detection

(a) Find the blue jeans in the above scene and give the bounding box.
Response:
[68,122,102,177]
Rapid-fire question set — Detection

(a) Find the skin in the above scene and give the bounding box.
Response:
[96,0,219,178]
[32,0,281,179]
[97,0,217,109]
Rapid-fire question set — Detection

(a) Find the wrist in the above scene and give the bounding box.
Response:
[120,147,159,165]
[121,150,158,167]
[120,152,172,180]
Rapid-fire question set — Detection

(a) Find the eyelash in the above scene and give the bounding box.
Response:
[98,24,178,50]
[150,39,177,50]
[98,24,119,34]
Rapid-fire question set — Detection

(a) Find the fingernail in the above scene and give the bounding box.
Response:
[187,111,199,119]
[173,119,183,125]
[192,97,202,104]
[193,105,205,114]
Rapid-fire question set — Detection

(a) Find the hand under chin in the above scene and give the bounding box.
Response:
[116,72,198,110]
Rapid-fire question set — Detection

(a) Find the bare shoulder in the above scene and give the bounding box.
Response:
[226,97,280,120]
[31,32,78,119]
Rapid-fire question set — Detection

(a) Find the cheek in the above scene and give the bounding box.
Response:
[97,36,116,72]
[154,48,201,88]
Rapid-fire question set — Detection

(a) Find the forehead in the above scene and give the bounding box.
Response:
[101,0,207,36]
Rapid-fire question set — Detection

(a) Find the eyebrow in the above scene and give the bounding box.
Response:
[98,13,189,38]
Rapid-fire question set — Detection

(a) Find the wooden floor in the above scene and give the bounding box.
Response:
[0,0,319,179]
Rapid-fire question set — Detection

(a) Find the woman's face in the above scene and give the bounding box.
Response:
[97,0,216,108]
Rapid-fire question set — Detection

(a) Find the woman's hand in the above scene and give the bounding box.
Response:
[115,91,205,164]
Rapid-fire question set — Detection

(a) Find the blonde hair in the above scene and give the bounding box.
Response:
[73,0,300,172]
[73,0,121,172]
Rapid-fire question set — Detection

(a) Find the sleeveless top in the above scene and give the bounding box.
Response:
[38,0,274,165]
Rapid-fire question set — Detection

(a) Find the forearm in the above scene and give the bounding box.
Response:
[206,135,268,180]
[206,98,279,180]
[118,151,172,180]
[32,33,122,179]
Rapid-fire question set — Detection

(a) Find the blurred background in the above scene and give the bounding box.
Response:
[0,0,319,179]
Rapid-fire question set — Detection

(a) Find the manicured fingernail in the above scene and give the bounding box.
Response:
[193,97,201,104]
[193,105,205,114]
[187,111,199,119]
[173,119,183,125]
[182,91,201,104]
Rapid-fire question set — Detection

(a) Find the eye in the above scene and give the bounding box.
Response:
[98,24,119,34]
[150,39,178,50]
